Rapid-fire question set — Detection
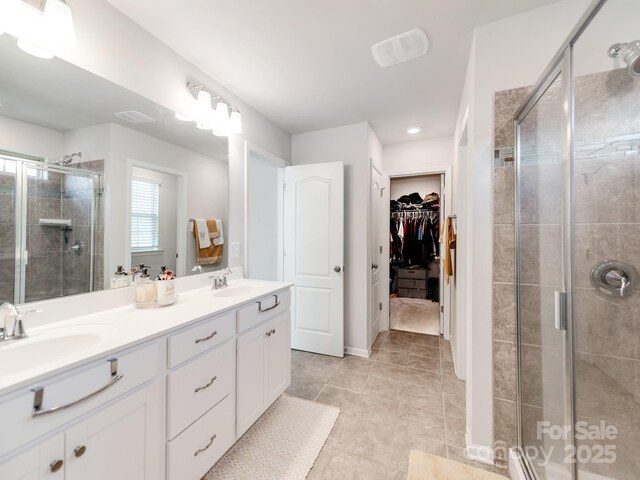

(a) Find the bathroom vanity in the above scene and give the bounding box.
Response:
[0,277,292,480]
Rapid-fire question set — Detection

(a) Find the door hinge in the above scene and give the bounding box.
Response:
[440,305,444,314]
[379,302,382,311]
[283,248,287,256]
[283,183,287,191]
[379,246,382,254]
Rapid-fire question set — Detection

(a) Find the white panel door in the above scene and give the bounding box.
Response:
[369,163,383,346]
[284,162,344,357]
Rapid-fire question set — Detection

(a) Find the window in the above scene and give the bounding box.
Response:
[131,178,159,251]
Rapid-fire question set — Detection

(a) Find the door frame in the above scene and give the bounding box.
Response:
[383,166,452,339]
[243,142,288,281]
[368,161,387,349]
[124,159,187,278]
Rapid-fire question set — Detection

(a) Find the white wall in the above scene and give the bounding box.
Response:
[0,115,63,160]
[453,0,590,461]
[246,150,283,281]
[61,0,291,271]
[390,175,441,201]
[382,136,453,173]
[292,122,370,355]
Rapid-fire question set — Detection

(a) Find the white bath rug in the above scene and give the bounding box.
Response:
[204,394,340,480]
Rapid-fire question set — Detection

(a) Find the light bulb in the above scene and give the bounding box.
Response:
[214,100,230,134]
[229,108,242,134]
[196,89,212,114]
[43,0,76,49]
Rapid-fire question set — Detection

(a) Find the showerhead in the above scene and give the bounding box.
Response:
[54,152,82,165]
[608,40,640,77]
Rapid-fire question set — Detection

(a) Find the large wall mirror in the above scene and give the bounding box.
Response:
[0,35,229,305]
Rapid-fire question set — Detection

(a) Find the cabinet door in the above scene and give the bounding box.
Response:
[65,382,163,480]
[0,433,65,480]
[266,312,291,402]
[236,324,268,437]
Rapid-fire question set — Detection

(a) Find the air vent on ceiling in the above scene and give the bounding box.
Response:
[371,29,429,68]
[113,110,156,124]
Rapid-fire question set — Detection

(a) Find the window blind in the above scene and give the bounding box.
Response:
[131,179,159,250]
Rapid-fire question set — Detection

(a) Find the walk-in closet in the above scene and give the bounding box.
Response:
[389,174,443,335]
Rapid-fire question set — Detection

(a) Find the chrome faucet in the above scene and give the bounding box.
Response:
[192,265,204,274]
[209,267,233,290]
[0,302,32,344]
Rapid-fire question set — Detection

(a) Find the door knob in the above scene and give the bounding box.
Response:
[372,264,379,269]
[334,266,342,273]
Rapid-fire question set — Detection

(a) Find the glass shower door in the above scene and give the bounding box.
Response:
[516,66,572,480]
[0,157,18,304]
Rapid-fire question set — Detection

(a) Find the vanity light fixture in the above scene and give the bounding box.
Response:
[185,81,242,136]
[174,112,192,122]
[5,0,77,59]
[407,126,422,134]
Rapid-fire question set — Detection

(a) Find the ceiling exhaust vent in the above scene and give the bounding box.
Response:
[113,110,156,124]
[371,29,429,68]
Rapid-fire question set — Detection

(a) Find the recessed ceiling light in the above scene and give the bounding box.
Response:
[407,126,422,134]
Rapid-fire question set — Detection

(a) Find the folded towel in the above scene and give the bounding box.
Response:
[194,218,211,249]
[193,219,223,265]
[213,219,224,246]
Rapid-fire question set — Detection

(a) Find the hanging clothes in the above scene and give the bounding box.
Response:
[442,216,456,283]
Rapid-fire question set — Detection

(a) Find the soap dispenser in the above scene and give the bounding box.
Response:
[135,268,155,305]
[111,265,131,289]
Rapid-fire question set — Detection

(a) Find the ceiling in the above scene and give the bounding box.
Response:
[105,0,562,145]
[0,36,228,160]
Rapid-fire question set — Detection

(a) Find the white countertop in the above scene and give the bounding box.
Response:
[0,278,292,396]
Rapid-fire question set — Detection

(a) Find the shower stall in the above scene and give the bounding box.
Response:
[0,152,101,304]
[512,1,639,479]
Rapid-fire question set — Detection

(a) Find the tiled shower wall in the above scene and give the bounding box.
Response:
[492,85,531,466]
[0,159,104,304]
[492,68,640,476]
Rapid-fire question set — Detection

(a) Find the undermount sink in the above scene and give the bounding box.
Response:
[0,325,116,376]
[212,285,264,298]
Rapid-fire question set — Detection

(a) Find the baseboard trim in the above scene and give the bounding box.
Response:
[465,433,494,465]
[344,347,370,358]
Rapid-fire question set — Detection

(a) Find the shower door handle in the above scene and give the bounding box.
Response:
[554,291,567,331]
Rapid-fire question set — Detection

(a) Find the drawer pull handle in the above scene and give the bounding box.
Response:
[194,434,217,456]
[257,295,279,313]
[74,445,87,458]
[266,331,271,337]
[50,459,64,473]
[271,329,276,334]
[32,359,124,417]
[194,376,218,393]
[195,330,218,344]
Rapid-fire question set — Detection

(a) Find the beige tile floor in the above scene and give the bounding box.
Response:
[286,330,508,479]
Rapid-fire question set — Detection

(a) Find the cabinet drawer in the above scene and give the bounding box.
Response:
[167,394,234,480]
[397,268,427,279]
[398,288,427,299]
[0,341,160,458]
[167,340,235,439]
[167,311,235,368]
[237,289,291,333]
[397,278,427,289]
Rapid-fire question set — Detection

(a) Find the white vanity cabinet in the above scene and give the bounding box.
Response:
[0,283,292,480]
[236,291,292,437]
[0,343,163,480]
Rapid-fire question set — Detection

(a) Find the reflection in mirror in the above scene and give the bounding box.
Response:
[0,35,229,306]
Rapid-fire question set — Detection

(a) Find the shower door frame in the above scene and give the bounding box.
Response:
[512,1,609,479]
[1,152,100,304]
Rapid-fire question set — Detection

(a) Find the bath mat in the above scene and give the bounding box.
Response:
[204,394,339,479]
[408,450,508,480]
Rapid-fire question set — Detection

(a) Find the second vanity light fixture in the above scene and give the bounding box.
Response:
[176,82,242,136]
[0,0,77,59]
